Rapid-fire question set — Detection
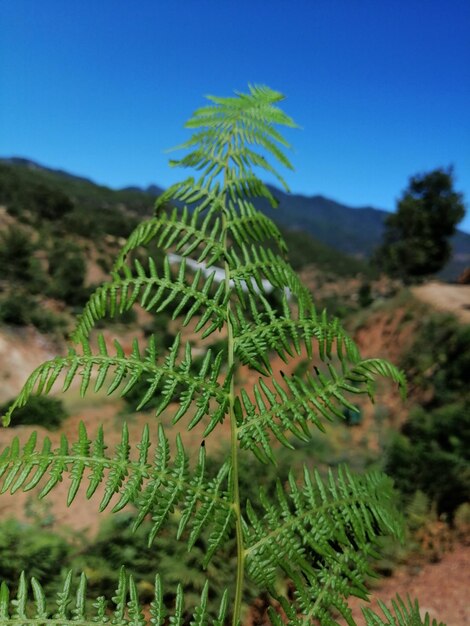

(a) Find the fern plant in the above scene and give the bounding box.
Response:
[0,85,445,626]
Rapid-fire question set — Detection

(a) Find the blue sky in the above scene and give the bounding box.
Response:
[1,0,470,232]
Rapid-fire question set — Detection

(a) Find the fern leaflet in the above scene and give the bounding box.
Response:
[0,569,228,626]
[0,421,233,552]
[244,466,404,624]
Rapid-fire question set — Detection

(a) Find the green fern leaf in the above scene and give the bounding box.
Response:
[73,255,228,341]
[0,422,232,553]
[0,570,228,626]
[362,595,446,626]
[243,466,404,623]
[2,335,230,430]
[236,358,405,460]
[233,299,360,375]
[114,207,226,270]
[225,198,287,252]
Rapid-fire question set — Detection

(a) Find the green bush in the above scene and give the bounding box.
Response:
[0,520,70,594]
[0,395,69,430]
[0,226,46,291]
[401,313,470,406]
[0,293,33,326]
[386,402,470,518]
[0,292,67,334]
[47,240,88,306]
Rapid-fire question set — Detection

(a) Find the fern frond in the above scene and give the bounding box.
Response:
[0,422,233,551]
[134,426,233,549]
[236,358,405,461]
[0,85,415,626]
[225,198,287,252]
[0,570,228,626]
[362,595,446,626]
[243,466,404,624]
[1,335,230,430]
[73,255,228,341]
[233,300,360,375]
[171,84,297,191]
[154,177,225,214]
[114,206,226,271]
[227,244,311,305]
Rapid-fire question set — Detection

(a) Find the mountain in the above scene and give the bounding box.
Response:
[0,157,164,216]
[1,157,468,279]
[257,185,470,280]
[0,157,99,186]
[259,186,388,257]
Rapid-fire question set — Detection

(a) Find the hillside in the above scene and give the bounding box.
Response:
[1,157,469,280]
[0,157,373,283]
[0,158,469,625]
[0,157,162,216]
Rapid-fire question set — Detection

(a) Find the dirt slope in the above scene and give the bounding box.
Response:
[345,544,470,626]
[412,282,470,324]
[0,326,64,403]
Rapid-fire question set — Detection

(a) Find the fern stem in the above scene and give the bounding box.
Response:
[227,294,245,626]
[221,165,245,625]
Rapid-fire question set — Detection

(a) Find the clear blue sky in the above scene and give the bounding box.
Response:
[1,0,470,232]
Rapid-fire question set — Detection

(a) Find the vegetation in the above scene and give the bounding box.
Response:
[0,163,74,221]
[386,402,470,519]
[282,228,374,277]
[386,312,470,520]
[0,396,69,430]
[0,225,45,290]
[0,292,67,333]
[400,313,470,406]
[0,161,153,227]
[375,168,466,282]
[0,86,443,625]
[46,239,89,306]
[0,520,71,594]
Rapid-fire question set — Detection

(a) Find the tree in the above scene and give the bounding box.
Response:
[375,168,465,281]
[386,402,470,519]
[0,86,441,626]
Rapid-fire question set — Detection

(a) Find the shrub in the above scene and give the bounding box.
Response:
[401,313,470,406]
[47,240,88,306]
[0,520,70,594]
[0,293,33,326]
[0,395,69,430]
[0,292,67,334]
[386,401,470,519]
[0,225,46,290]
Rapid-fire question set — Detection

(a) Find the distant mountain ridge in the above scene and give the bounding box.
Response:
[0,157,165,198]
[0,157,99,186]
[2,157,469,279]
[258,185,470,279]
[260,186,388,257]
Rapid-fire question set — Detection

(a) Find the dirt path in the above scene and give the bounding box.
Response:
[345,544,470,626]
[412,282,470,324]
